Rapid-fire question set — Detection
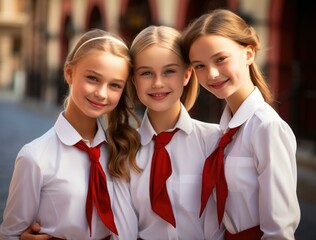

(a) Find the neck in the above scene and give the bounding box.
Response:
[64,103,98,143]
[227,83,255,115]
[147,102,181,134]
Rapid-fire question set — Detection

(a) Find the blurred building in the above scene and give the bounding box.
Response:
[0,0,315,142]
[0,1,28,95]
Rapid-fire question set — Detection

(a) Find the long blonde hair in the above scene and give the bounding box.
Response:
[181,9,273,105]
[130,25,199,111]
[65,29,141,181]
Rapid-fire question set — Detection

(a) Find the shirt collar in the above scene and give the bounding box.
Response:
[138,104,193,146]
[220,87,265,130]
[54,112,107,147]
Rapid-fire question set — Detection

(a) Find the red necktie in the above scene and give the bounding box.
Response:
[74,140,118,236]
[200,126,240,225]
[150,128,179,227]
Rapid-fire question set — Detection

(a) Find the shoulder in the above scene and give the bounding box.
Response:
[24,127,57,150]
[247,103,296,144]
[253,103,280,121]
[191,118,220,135]
[251,103,293,131]
[188,119,221,153]
[17,127,58,165]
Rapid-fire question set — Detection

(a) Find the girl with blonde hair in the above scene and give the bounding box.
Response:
[113,25,224,240]
[0,29,140,240]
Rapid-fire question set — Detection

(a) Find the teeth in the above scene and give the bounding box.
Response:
[151,93,166,96]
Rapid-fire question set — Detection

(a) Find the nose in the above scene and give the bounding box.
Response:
[152,76,163,89]
[94,84,108,99]
[208,65,219,80]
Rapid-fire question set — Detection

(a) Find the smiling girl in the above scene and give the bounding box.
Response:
[0,29,140,240]
[112,25,224,240]
[181,9,300,240]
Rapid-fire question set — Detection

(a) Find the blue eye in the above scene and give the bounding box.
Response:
[87,75,97,81]
[164,69,176,75]
[140,71,152,77]
[110,83,124,89]
[216,56,227,63]
[194,64,204,70]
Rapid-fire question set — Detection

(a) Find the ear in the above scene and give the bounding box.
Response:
[245,45,255,65]
[183,66,193,86]
[131,76,136,86]
[64,64,73,85]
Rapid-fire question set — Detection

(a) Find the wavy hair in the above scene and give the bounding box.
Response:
[64,29,141,181]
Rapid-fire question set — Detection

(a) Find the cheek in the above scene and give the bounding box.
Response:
[229,62,246,80]
[200,82,213,94]
[195,71,208,85]
[75,81,91,94]
[176,76,187,89]
[134,84,148,106]
[112,92,124,104]
[71,84,84,99]
[107,92,123,111]
[134,80,147,95]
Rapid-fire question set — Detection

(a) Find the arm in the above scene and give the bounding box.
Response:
[0,146,43,238]
[253,121,300,239]
[112,178,138,240]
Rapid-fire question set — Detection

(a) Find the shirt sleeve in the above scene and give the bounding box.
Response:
[112,178,138,240]
[0,145,43,239]
[253,120,300,239]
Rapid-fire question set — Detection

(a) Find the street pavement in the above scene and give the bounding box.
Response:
[0,92,60,221]
[0,91,315,239]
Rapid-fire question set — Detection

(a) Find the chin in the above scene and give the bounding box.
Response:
[215,94,227,99]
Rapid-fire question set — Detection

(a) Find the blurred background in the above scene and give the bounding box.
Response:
[0,0,315,239]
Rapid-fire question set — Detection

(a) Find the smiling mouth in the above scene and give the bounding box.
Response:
[87,98,106,108]
[210,79,229,89]
[148,92,170,100]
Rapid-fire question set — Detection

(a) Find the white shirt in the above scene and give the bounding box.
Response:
[113,104,225,240]
[0,113,114,240]
[204,88,300,239]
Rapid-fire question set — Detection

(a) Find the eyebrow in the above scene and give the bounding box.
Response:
[85,69,102,76]
[86,69,127,82]
[135,63,180,71]
[191,51,226,64]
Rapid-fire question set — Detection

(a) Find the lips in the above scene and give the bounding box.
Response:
[87,98,106,109]
[210,79,229,89]
[148,92,170,100]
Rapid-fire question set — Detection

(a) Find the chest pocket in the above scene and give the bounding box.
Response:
[225,156,257,192]
[179,175,201,212]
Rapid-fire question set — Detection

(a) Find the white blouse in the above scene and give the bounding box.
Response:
[113,104,225,240]
[0,113,114,240]
[204,87,300,239]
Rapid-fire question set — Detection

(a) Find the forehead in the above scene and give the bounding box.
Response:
[190,35,241,57]
[134,44,182,66]
[76,50,129,79]
[78,49,127,64]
